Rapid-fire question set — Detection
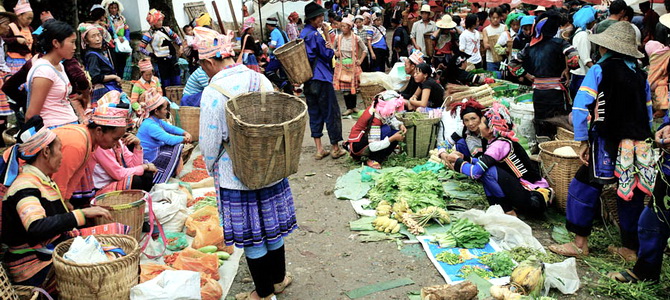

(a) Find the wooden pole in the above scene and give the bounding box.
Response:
[212,1,227,33]
[258,0,264,38]
[226,0,241,33]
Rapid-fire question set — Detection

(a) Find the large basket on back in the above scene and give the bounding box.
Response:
[359,84,386,108]
[90,190,148,242]
[423,33,434,57]
[275,39,313,85]
[176,106,200,142]
[225,92,307,189]
[52,234,140,300]
[555,127,574,141]
[165,86,185,106]
[397,112,441,158]
[538,141,582,212]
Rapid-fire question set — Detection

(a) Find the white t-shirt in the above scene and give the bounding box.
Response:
[570,29,593,76]
[484,24,507,62]
[459,29,482,64]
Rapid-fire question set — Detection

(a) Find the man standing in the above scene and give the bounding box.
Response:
[265,17,294,94]
[411,4,437,54]
[594,0,627,34]
[640,1,659,43]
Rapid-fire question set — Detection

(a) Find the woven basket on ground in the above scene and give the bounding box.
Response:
[165,86,185,106]
[600,184,651,225]
[539,140,582,212]
[359,84,386,109]
[225,92,307,189]
[555,127,574,141]
[397,113,441,158]
[1,263,19,300]
[90,190,148,242]
[120,80,133,95]
[52,234,140,300]
[275,39,313,85]
[176,106,200,142]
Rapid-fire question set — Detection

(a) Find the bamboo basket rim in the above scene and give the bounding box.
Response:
[90,190,148,210]
[538,140,580,159]
[52,234,140,268]
[274,38,305,56]
[225,92,307,129]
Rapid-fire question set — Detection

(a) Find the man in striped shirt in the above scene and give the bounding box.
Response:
[181,66,210,107]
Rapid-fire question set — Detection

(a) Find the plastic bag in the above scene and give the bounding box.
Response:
[114,37,132,53]
[200,277,223,300]
[185,206,224,250]
[130,270,201,300]
[140,263,176,283]
[437,106,463,145]
[172,247,220,280]
[543,258,580,295]
[150,183,189,232]
[459,205,546,252]
[63,236,109,263]
[158,232,189,251]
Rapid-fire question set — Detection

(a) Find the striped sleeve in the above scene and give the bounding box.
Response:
[16,196,46,231]
[139,32,152,56]
[572,64,603,141]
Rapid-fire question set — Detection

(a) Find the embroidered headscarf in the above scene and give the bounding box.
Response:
[195,12,212,27]
[449,98,485,118]
[241,16,255,33]
[90,104,130,127]
[146,9,164,27]
[573,5,596,31]
[78,23,100,49]
[530,11,560,47]
[138,58,153,72]
[194,27,235,60]
[13,0,32,15]
[484,102,518,141]
[373,91,405,117]
[0,118,57,186]
[289,11,299,22]
[142,88,167,117]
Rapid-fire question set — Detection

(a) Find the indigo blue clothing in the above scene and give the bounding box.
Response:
[137,117,185,162]
[634,172,670,281]
[304,80,342,145]
[244,237,284,259]
[300,24,334,82]
[182,67,209,96]
[569,74,585,100]
[180,91,202,107]
[475,165,547,215]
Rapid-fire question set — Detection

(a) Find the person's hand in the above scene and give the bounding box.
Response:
[122,133,140,146]
[114,75,122,83]
[16,37,26,45]
[183,132,192,143]
[144,163,158,172]
[371,53,377,60]
[357,59,363,66]
[390,131,405,142]
[415,46,422,51]
[400,124,407,135]
[325,41,332,49]
[81,206,112,220]
[655,126,670,148]
[446,152,462,164]
[578,141,590,166]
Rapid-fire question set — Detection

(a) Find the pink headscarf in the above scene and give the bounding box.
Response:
[341,15,354,27]
[13,0,32,15]
[484,102,518,142]
[241,16,255,34]
[146,9,164,26]
[194,27,235,60]
[138,58,153,73]
[373,91,405,117]
[78,23,100,49]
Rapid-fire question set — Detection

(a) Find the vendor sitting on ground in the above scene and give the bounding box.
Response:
[136,88,191,184]
[0,116,111,292]
[399,50,424,100]
[439,102,553,217]
[404,63,445,109]
[445,52,495,86]
[92,91,157,195]
[130,58,161,103]
[448,99,488,161]
[344,91,407,169]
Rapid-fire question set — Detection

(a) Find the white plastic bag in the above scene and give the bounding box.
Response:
[130,270,201,300]
[63,236,109,264]
[437,106,463,145]
[543,258,580,295]
[115,37,132,53]
[458,205,545,252]
[150,183,189,232]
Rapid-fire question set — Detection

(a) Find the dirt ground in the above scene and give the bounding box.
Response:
[225,95,628,299]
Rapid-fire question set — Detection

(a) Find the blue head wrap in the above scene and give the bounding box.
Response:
[520,16,535,27]
[573,5,596,31]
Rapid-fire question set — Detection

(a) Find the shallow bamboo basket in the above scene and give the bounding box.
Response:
[90,190,147,242]
[538,140,582,212]
[555,127,574,141]
[120,80,133,96]
[52,234,140,300]
[177,106,200,142]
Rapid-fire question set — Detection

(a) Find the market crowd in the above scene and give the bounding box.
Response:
[1,0,670,299]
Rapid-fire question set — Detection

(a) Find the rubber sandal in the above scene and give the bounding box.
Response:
[313,150,329,160]
[331,148,347,159]
[366,160,381,170]
[274,272,294,294]
[607,245,638,262]
[548,242,589,257]
[342,109,354,116]
[235,291,276,300]
[607,269,639,283]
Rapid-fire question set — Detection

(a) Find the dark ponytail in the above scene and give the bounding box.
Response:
[36,20,75,54]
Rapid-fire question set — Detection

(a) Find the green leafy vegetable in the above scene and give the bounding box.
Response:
[367,169,446,211]
[478,252,516,277]
[435,251,464,265]
[433,218,490,249]
[458,265,494,279]
[193,196,217,211]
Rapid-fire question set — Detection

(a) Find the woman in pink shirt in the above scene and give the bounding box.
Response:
[25,20,78,129]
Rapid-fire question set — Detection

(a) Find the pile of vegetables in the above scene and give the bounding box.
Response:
[478,252,516,277]
[493,89,524,99]
[432,218,490,249]
[197,245,231,267]
[193,155,206,169]
[367,169,446,211]
[435,251,463,265]
[510,256,545,296]
[181,169,211,182]
[192,196,217,211]
[459,265,494,279]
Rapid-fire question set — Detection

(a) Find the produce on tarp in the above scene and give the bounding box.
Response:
[191,196,217,210]
[435,251,464,265]
[420,281,478,300]
[371,216,401,233]
[401,213,426,235]
[478,252,516,277]
[392,199,412,221]
[367,169,447,211]
[375,200,392,217]
[140,263,176,283]
[432,218,490,249]
[172,247,220,280]
[411,206,451,226]
[507,256,545,297]
[193,155,206,169]
[459,265,494,279]
[181,169,211,182]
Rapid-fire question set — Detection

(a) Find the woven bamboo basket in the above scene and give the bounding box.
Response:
[555,127,574,141]
[52,234,140,300]
[225,92,307,189]
[165,86,184,106]
[1,264,19,300]
[274,39,313,85]
[177,106,200,142]
[600,184,650,225]
[120,80,133,96]
[539,141,582,212]
[359,84,386,108]
[423,33,434,57]
[90,190,148,242]
[12,286,39,300]
[181,142,196,163]
[397,113,441,158]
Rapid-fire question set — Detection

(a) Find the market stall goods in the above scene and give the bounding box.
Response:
[90,190,148,242]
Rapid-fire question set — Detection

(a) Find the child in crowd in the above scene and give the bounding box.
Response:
[482,7,507,75]
[131,58,162,104]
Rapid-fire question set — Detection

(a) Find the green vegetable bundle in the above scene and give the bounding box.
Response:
[433,218,490,248]
[479,252,516,277]
[193,196,217,211]
[367,169,446,211]
[435,251,463,265]
[458,265,494,279]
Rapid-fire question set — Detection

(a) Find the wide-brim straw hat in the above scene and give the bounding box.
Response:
[660,13,670,30]
[588,21,644,58]
[420,4,434,17]
[436,15,457,29]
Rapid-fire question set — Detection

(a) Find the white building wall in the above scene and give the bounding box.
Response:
[119,0,243,33]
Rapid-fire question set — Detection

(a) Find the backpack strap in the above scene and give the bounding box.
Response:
[26,63,70,109]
